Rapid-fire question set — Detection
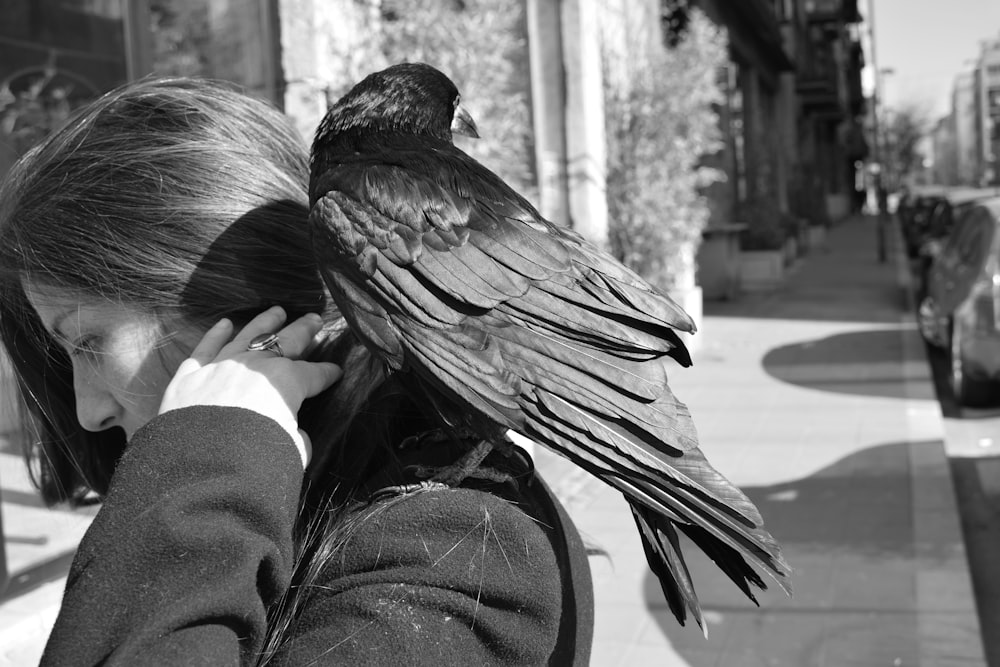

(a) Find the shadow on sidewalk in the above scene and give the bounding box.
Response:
[761,327,935,401]
[644,440,955,665]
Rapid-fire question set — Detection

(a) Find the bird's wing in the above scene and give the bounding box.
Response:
[310,149,790,627]
[311,152,578,427]
[310,149,694,361]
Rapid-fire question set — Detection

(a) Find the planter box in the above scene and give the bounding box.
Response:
[783,237,798,267]
[739,249,784,292]
[696,223,746,300]
[807,225,828,252]
[825,193,849,222]
[797,220,810,256]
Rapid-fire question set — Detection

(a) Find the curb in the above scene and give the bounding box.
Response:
[892,217,988,664]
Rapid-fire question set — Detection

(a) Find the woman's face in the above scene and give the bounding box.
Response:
[25,283,201,441]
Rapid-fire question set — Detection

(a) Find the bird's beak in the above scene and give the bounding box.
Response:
[451,104,479,139]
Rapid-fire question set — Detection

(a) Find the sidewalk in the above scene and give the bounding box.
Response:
[0,438,94,665]
[536,214,987,666]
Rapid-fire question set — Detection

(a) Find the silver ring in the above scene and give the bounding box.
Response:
[246,333,283,357]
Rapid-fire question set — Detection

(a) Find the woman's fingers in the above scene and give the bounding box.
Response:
[225,308,323,361]
[295,361,343,399]
[162,308,340,468]
[184,318,234,368]
[269,312,324,360]
[229,305,288,349]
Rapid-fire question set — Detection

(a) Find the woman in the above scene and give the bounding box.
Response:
[0,78,593,665]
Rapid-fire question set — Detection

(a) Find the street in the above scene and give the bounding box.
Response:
[925,343,1000,666]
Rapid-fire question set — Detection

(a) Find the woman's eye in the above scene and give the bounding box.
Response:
[70,335,101,357]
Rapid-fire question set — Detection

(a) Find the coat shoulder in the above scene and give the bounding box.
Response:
[335,486,562,603]
[275,486,576,665]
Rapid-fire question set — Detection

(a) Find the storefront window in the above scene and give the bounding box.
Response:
[0,0,133,172]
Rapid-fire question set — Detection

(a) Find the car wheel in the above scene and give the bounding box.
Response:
[950,318,998,408]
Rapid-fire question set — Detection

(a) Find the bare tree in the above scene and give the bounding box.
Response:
[882,102,932,188]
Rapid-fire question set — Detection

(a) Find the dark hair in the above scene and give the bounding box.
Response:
[0,77,382,505]
[0,77,450,665]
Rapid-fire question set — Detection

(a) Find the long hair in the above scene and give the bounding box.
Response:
[0,77,384,504]
[0,78,446,661]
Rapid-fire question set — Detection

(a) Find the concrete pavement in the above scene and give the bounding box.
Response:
[0,436,94,665]
[536,213,987,665]
[0,213,989,665]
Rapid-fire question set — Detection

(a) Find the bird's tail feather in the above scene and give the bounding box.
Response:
[534,393,791,589]
[678,523,767,605]
[519,395,791,624]
[633,506,704,630]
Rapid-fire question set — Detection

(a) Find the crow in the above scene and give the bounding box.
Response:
[307,62,791,631]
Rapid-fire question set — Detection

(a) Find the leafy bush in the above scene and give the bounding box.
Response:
[148,0,212,76]
[376,0,536,199]
[736,196,785,251]
[780,213,803,239]
[739,225,785,251]
[603,8,727,292]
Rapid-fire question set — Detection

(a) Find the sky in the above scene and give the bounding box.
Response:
[865,0,1000,119]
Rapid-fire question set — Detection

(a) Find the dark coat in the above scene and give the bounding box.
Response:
[40,406,593,666]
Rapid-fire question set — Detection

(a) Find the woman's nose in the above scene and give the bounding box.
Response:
[73,363,122,432]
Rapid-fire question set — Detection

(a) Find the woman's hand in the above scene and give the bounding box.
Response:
[159,306,342,466]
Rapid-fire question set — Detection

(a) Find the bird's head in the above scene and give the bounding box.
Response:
[314,63,479,150]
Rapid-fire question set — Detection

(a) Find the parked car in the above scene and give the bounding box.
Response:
[918,195,1000,407]
[922,189,998,255]
[912,188,1000,300]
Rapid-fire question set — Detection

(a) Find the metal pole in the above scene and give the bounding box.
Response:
[867,0,881,181]
[866,0,887,262]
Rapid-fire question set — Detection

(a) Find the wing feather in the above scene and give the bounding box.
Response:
[501,286,681,357]
[493,326,668,403]
[412,242,531,306]
[467,222,570,279]
[367,261,469,327]
[395,323,523,427]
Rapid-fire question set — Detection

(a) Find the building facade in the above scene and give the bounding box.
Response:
[939,32,1000,187]
[976,33,1000,185]
[0,0,149,177]
[1,0,869,292]
[786,0,866,221]
[953,71,979,185]
[930,113,958,185]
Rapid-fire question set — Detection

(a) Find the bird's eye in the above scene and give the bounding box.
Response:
[453,95,461,109]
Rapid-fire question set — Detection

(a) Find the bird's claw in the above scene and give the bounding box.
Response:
[369,480,449,502]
